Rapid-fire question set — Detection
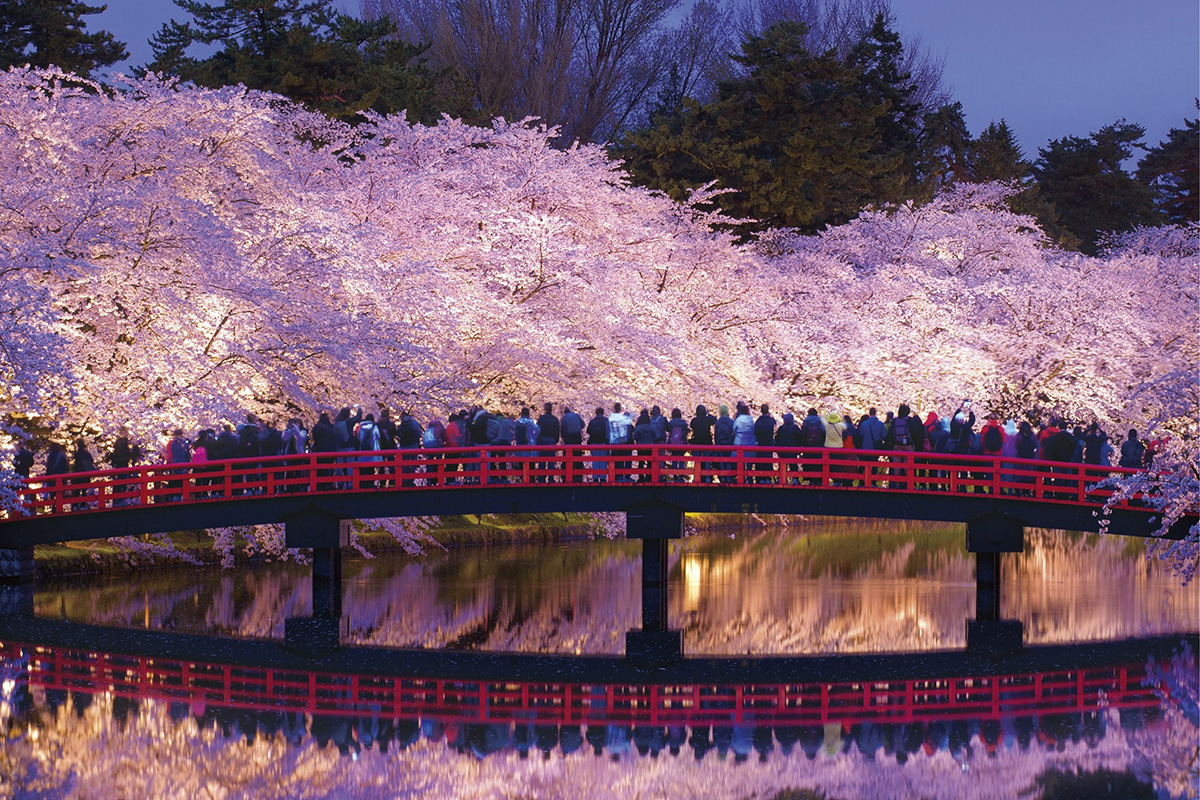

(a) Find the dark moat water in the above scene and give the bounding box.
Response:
[2,520,1196,799]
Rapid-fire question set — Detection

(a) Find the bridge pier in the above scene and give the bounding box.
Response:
[0,547,34,582]
[283,510,350,655]
[965,513,1024,659]
[624,499,684,665]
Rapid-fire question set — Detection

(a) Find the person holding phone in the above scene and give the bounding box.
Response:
[949,399,976,455]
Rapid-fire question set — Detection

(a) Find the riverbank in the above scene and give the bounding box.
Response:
[32,513,602,579]
[29,513,979,580]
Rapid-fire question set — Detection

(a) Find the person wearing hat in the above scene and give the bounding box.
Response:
[980,413,1006,456]
[822,410,846,448]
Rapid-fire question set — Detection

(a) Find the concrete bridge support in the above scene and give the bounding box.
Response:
[624,499,684,666]
[0,547,34,582]
[965,513,1024,659]
[283,510,350,655]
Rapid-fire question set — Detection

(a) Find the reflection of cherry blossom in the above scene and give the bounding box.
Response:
[0,688,1190,800]
[1133,642,1199,797]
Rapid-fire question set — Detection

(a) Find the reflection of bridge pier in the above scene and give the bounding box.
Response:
[966,513,1024,658]
[283,509,349,654]
[624,498,684,666]
[0,575,33,617]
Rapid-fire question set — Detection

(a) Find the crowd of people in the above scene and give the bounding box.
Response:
[10,398,1158,488]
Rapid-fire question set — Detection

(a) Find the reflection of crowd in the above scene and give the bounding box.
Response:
[15,682,1164,763]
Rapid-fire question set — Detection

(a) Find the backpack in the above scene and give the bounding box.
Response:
[983,425,1002,453]
[422,427,440,447]
[470,414,491,444]
[485,415,501,444]
[358,422,378,450]
[1016,432,1038,460]
[668,422,687,445]
[399,417,423,447]
[714,416,735,446]
[893,418,912,447]
[561,413,583,438]
[515,419,534,445]
[239,425,261,457]
[168,439,190,464]
[800,417,825,447]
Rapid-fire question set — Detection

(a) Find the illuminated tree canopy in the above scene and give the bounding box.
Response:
[0,67,1195,570]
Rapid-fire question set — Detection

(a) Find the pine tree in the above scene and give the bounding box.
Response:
[147,0,463,124]
[914,102,972,199]
[968,120,1027,183]
[615,20,917,235]
[1137,115,1199,226]
[1033,121,1159,254]
[0,0,127,75]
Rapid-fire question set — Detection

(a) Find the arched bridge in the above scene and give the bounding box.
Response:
[3,446,1192,664]
[1,445,1185,545]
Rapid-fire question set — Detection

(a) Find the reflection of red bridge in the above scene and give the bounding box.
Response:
[3,641,1160,726]
[3,446,1182,545]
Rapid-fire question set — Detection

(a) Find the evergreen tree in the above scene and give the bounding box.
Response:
[0,0,127,75]
[1137,115,1199,226]
[147,0,463,123]
[914,101,972,198]
[968,120,1027,182]
[1032,121,1159,254]
[846,13,922,200]
[614,20,919,235]
[965,119,1074,245]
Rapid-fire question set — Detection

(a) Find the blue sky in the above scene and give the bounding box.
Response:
[99,0,1198,158]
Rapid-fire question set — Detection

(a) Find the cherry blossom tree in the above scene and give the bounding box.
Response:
[0,68,1195,576]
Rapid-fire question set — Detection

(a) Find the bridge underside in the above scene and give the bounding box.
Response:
[1,483,1188,548]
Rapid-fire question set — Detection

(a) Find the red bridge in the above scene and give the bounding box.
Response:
[1,445,1180,544]
[3,446,1189,664]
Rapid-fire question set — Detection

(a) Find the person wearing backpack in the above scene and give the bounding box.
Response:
[713,404,735,484]
[752,404,777,484]
[689,404,717,483]
[397,410,424,486]
[560,406,585,482]
[354,413,382,487]
[859,409,888,451]
[586,406,609,482]
[666,407,690,482]
[608,403,634,482]
[377,408,397,451]
[980,414,1005,456]
[1119,428,1145,469]
[887,404,922,488]
[511,407,539,482]
[535,403,561,482]
[797,409,826,485]
[774,412,802,484]
[1009,420,1040,495]
[649,406,668,444]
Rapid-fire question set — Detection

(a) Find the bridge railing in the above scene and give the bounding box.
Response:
[4,641,1159,726]
[6,445,1144,520]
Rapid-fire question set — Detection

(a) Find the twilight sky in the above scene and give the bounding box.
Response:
[99,0,1198,159]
